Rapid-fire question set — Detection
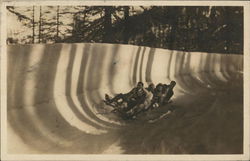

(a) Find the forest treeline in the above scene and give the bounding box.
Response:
[7,6,243,54]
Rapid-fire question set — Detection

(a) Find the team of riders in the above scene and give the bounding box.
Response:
[103,81,176,119]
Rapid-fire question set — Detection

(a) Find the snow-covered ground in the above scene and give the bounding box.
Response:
[6,43,243,154]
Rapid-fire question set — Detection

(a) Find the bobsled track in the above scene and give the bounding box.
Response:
[7,43,243,154]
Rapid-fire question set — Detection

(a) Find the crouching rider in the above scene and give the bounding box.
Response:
[104,82,146,112]
[126,83,154,117]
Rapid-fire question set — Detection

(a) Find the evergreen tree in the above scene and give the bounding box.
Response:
[6,6,243,54]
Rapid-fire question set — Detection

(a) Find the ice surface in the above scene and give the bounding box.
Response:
[7,43,243,154]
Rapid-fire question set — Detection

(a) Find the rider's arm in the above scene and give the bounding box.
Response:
[126,88,136,99]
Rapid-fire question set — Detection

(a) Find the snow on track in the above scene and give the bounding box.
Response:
[7,43,243,154]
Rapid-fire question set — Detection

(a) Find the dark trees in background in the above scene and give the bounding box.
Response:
[32,6,35,43]
[7,6,243,54]
[56,6,60,41]
[123,6,130,43]
[70,6,124,43]
[38,6,42,43]
[103,6,113,43]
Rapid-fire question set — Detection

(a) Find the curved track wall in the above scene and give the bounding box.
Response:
[7,43,243,154]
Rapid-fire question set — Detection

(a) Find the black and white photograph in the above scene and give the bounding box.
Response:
[1,1,250,160]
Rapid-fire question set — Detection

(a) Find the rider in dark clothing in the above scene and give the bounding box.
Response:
[127,82,146,105]
[126,83,154,117]
[146,83,155,94]
[163,81,176,104]
[151,83,164,108]
[104,82,146,111]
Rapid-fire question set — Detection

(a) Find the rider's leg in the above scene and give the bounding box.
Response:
[105,93,124,103]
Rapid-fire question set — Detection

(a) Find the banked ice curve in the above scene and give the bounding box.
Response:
[7,43,243,154]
